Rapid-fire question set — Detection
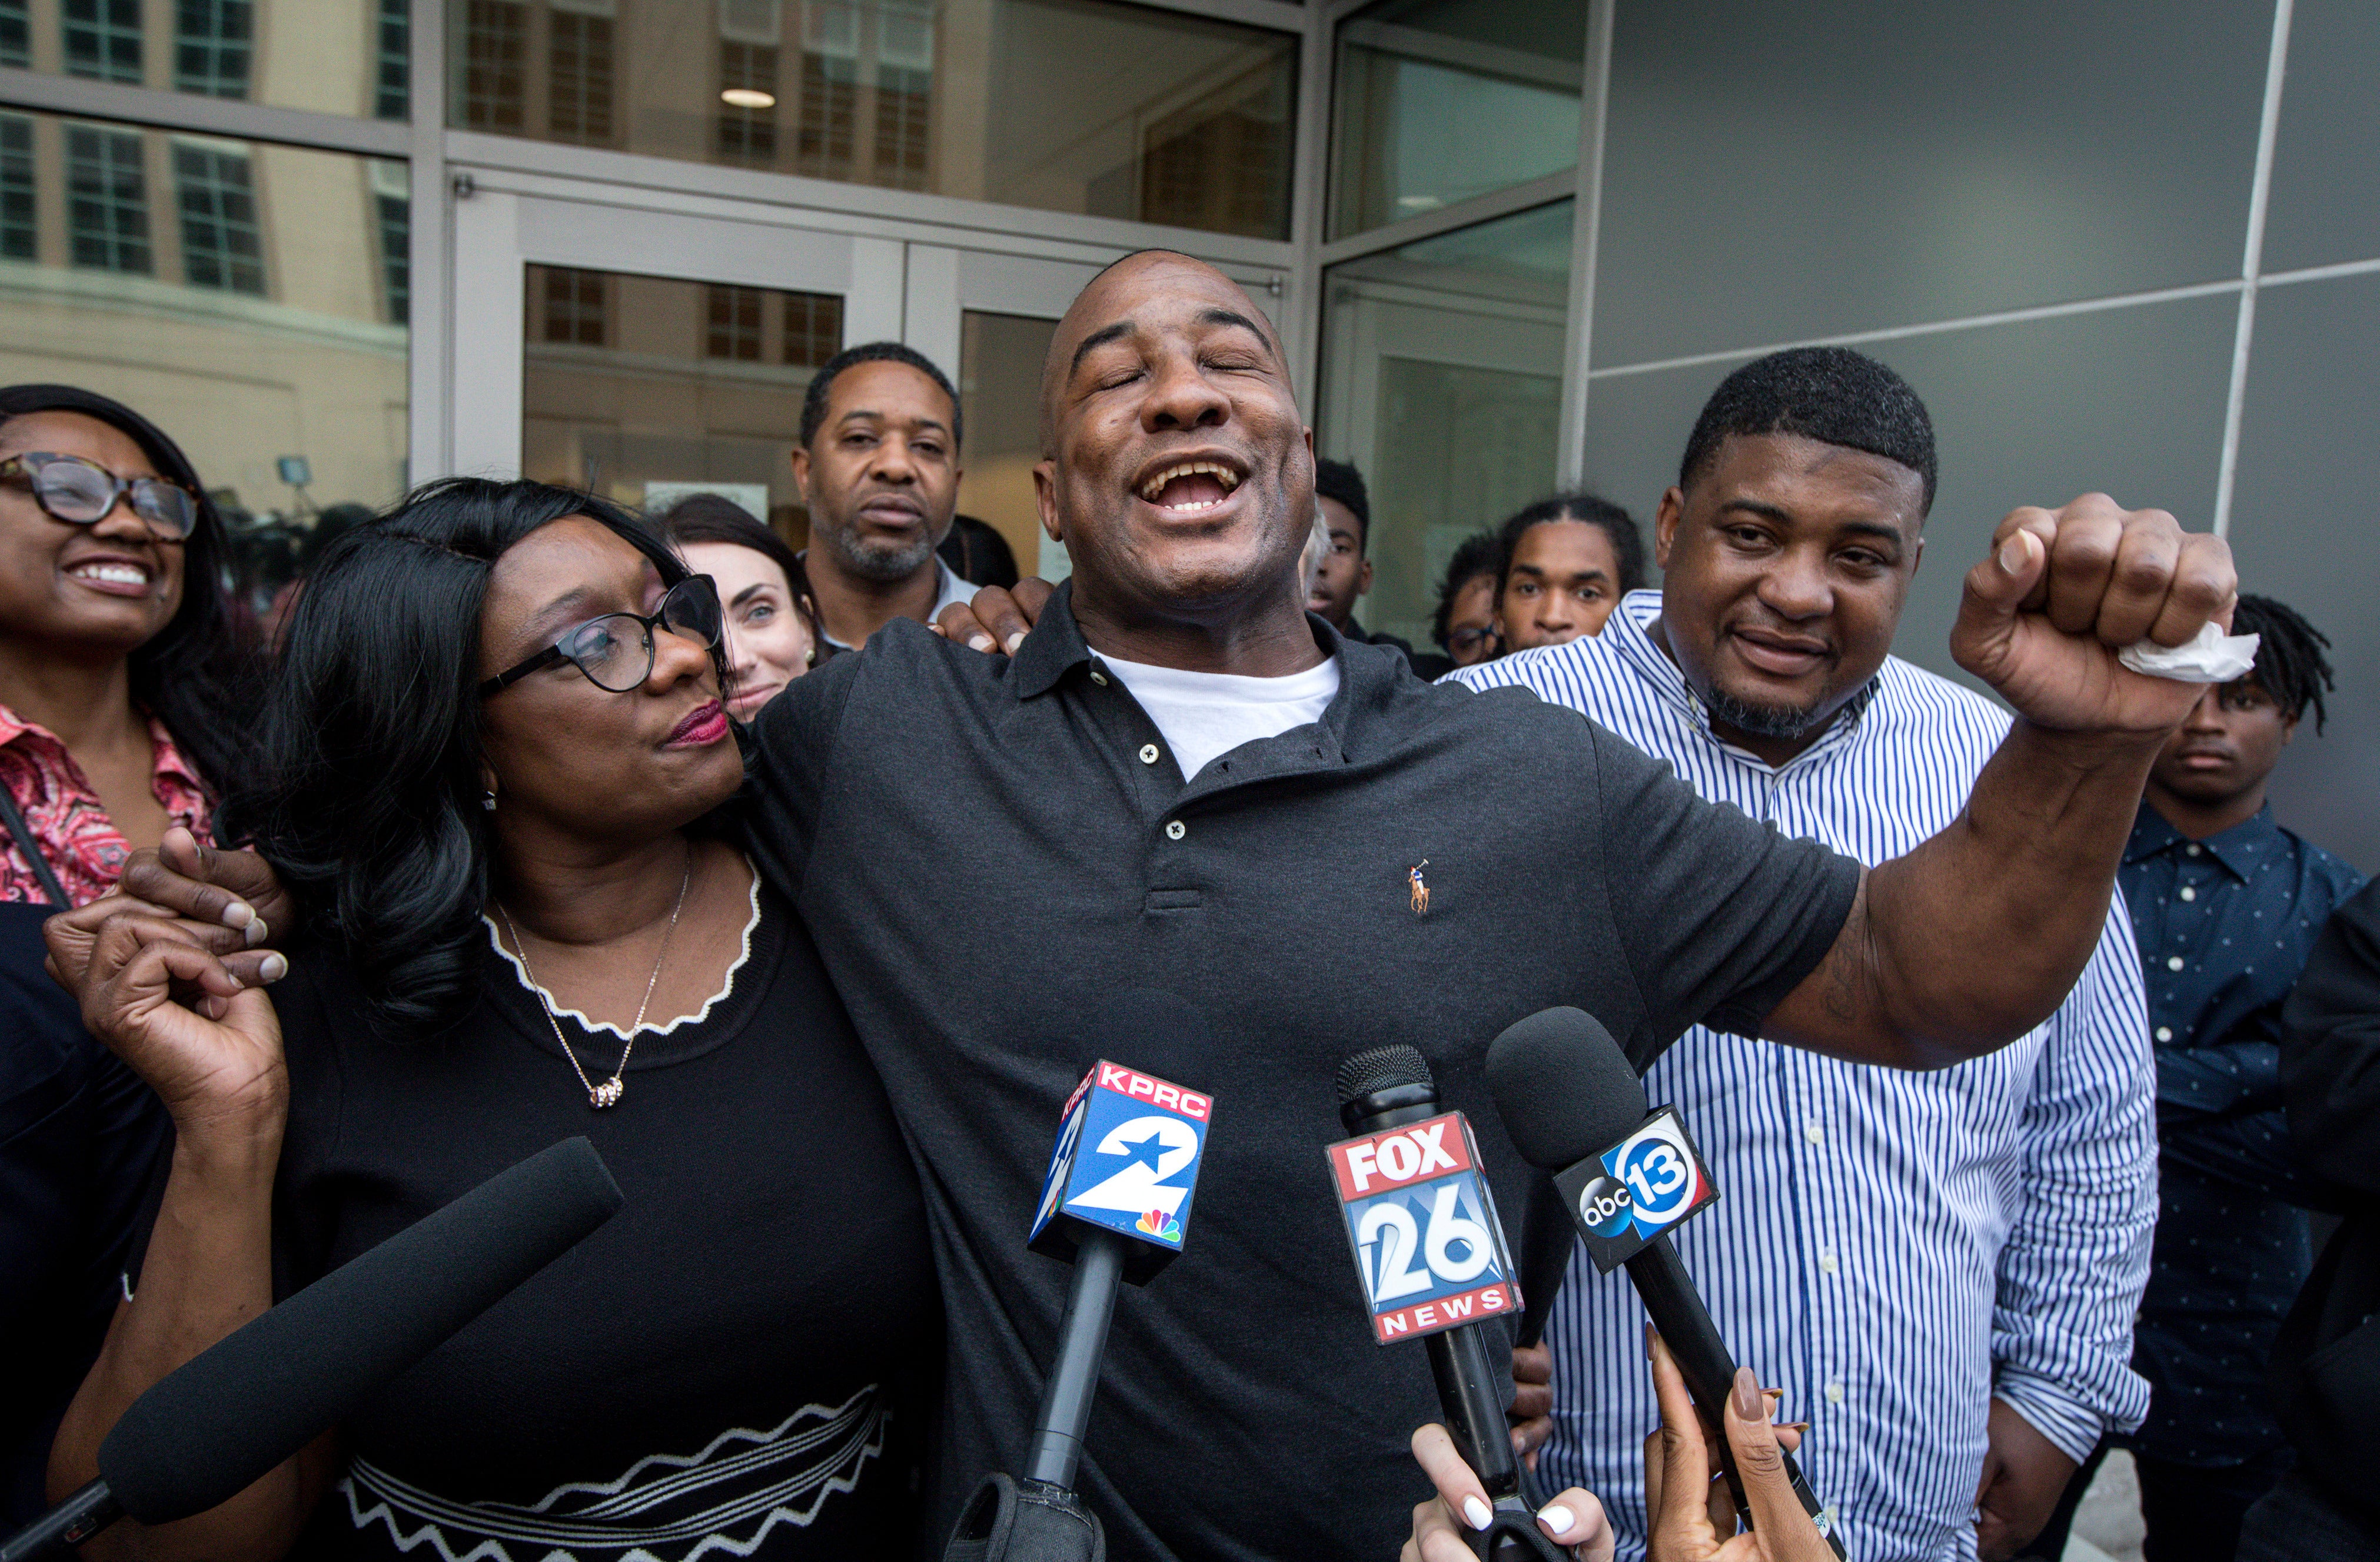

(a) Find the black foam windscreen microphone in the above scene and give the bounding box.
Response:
[2,1137,623,1560]
[1485,1008,1844,1558]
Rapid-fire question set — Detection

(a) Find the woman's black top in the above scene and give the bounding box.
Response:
[265,880,937,1560]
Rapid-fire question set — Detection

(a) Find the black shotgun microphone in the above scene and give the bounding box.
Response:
[1333,1046,1564,1562]
[1485,1008,1846,1559]
[0,1137,624,1562]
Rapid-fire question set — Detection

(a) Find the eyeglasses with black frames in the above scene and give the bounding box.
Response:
[0,453,198,540]
[480,574,724,697]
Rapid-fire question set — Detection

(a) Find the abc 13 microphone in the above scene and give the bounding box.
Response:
[1487,1007,1845,1558]
[944,1058,1214,1562]
[1326,1045,1566,1562]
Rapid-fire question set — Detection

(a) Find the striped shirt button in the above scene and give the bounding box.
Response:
[1819,1247,1839,1275]
[1803,1119,1824,1146]
[1826,1379,1846,1405]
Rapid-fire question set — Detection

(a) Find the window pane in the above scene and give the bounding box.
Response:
[1,112,410,607]
[22,3,407,118]
[2261,0,2380,274]
[173,139,267,295]
[1331,0,1583,238]
[1318,201,1573,647]
[450,0,1297,240]
[522,264,843,542]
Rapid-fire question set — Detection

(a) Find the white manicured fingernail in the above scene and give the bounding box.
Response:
[221,900,254,929]
[968,634,994,652]
[258,952,288,982]
[1538,1504,1575,1537]
[1462,1496,1492,1531]
[1005,631,1027,654]
[1999,537,2029,574]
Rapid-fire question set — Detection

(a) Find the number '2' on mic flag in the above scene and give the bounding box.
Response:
[1325,1111,1519,1344]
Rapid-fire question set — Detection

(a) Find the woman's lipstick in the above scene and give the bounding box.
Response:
[665,700,730,747]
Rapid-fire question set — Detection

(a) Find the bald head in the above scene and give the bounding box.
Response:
[1039,251,1285,458]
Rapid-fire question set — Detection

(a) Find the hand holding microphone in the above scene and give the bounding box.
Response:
[1402,1333,1827,1562]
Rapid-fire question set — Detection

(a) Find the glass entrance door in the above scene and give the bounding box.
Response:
[450,186,1283,577]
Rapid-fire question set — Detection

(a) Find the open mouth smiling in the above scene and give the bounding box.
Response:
[1134,458,1244,517]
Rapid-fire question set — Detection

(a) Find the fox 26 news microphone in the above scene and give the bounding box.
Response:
[1485,1008,1846,1559]
[943,1059,1214,1562]
[1328,1046,1565,1562]
[0,1137,623,1562]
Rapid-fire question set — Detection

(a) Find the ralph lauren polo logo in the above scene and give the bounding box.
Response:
[1409,860,1430,916]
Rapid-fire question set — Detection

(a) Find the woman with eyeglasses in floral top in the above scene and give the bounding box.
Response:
[0,385,252,909]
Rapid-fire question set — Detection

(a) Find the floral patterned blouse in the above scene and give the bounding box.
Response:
[0,705,210,907]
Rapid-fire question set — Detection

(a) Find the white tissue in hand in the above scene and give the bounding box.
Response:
[2117,620,2259,683]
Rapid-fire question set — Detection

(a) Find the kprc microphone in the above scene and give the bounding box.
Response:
[1,1137,623,1562]
[1329,1046,1564,1562]
[1485,1008,1845,1557]
[945,1054,1213,1562]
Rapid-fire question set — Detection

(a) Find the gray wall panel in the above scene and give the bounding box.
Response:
[2261,0,2380,275]
[2228,272,2380,874]
[1582,294,2235,699]
[1591,0,2268,367]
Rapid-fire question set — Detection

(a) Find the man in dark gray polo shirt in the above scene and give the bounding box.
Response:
[739,250,2235,1562]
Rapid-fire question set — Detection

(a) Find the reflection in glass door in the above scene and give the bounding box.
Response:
[956,310,1058,583]
[520,265,845,544]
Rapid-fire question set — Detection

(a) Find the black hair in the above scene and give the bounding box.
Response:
[0,384,260,796]
[1496,492,1647,595]
[659,491,823,652]
[798,341,962,451]
[218,477,724,1036]
[1430,530,1504,652]
[2231,593,2336,733]
[1679,347,1937,513]
[1314,458,1371,552]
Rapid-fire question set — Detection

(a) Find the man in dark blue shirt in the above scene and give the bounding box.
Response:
[2048,594,2362,1562]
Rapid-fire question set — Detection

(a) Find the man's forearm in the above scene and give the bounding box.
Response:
[1772,721,2158,1068]
[1871,720,2158,1061]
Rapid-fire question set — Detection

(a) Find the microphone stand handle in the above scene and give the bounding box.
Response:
[1023,1228,1127,1492]
[0,1481,122,1561]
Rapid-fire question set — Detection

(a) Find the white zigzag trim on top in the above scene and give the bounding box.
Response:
[483,863,760,1041]
[340,1388,884,1562]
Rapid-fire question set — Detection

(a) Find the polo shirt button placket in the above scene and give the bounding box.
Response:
[1139,744,1160,766]
[1165,819,1185,840]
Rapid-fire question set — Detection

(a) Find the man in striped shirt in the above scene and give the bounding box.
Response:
[1455,348,2156,1562]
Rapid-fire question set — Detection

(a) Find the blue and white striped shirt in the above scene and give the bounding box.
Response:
[1452,591,2155,1562]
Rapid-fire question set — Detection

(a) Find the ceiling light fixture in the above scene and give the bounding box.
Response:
[720,88,776,108]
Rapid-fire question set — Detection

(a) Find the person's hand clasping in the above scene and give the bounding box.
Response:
[1641,1334,1830,1562]
[932,579,1054,654]
[1950,496,2236,739]
[72,903,288,1134]
[43,826,295,998]
[1404,1421,1613,1562]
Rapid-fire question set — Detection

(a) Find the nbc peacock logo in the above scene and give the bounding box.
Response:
[1136,1208,1183,1243]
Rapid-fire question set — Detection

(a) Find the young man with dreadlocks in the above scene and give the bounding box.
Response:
[2032,594,2366,1562]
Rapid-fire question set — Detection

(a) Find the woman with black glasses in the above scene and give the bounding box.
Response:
[0,385,249,908]
[0,385,252,1528]
[50,478,935,1561]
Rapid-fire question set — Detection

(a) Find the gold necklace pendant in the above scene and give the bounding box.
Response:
[590,1077,624,1109]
